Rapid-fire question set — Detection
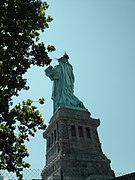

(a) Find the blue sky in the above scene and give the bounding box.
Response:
[14,0,135,176]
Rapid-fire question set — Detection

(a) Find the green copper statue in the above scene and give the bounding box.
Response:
[45,53,87,113]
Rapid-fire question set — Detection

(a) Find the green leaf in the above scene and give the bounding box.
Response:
[47,15,53,22]
[39,97,45,104]
[26,99,33,106]
[47,45,56,52]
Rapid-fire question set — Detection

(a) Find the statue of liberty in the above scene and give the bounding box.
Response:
[45,53,87,113]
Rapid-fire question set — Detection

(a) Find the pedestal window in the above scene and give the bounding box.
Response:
[71,125,76,136]
[78,126,83,137]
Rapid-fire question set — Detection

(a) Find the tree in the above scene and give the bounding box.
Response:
[0,0,55,179]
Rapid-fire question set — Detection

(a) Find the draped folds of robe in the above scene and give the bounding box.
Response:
[45,61,87,113]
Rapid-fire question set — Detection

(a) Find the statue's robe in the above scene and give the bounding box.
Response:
[45,61,86,113]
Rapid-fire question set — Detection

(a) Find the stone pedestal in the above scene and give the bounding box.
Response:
[42,108,115,180]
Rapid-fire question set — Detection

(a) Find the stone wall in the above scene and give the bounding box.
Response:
[42,108,115,180]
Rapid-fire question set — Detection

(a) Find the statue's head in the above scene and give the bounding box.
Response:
[57,53,69,63]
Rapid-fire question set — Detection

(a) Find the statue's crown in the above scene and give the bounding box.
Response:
[63,53,69,59]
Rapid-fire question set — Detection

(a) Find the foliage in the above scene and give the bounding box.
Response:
[0,0,55,179]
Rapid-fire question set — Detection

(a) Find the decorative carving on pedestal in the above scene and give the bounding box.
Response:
[41,108,115,180]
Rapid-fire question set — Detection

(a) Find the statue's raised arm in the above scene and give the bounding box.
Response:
[45,53,87,113]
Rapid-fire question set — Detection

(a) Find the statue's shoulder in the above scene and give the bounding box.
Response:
[68,63,73,69]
